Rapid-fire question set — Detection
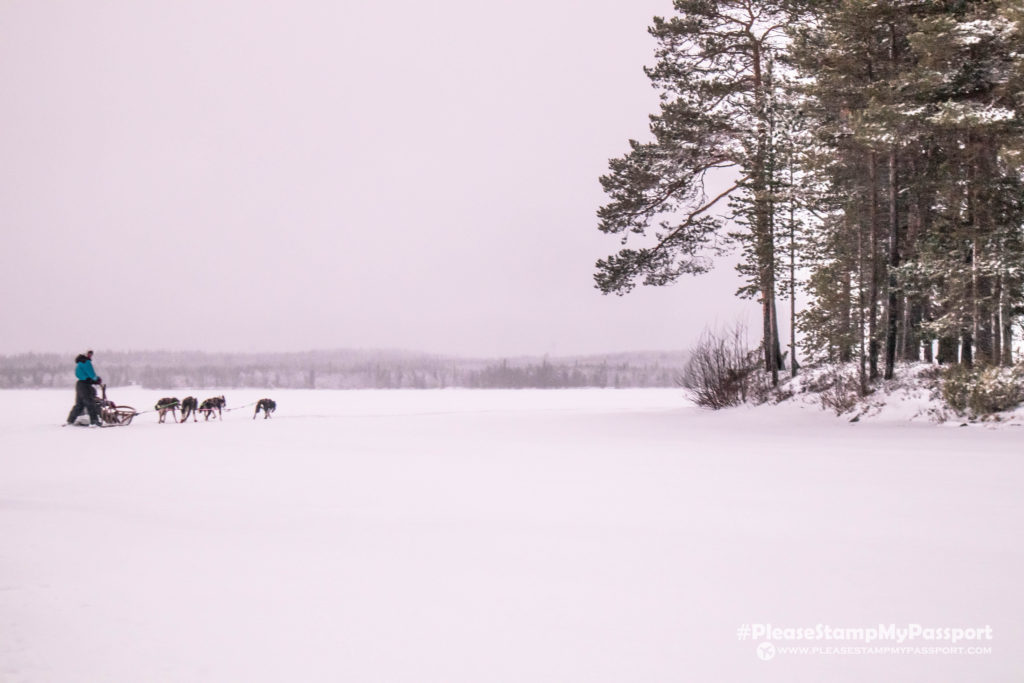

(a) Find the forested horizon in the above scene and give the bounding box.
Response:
[596,0,1024,395]
[0,349,690,390]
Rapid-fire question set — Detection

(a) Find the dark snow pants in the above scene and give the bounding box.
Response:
[66,380,99,425]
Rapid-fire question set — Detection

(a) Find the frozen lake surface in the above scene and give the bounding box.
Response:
[0,388,1021,682]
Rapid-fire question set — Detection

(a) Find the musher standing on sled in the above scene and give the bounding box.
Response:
[66,350,103,426]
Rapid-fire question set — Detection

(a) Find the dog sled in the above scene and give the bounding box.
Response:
[70,384,138,427]
[98,385,138,426]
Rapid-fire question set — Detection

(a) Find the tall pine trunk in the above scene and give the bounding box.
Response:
[868,151,881,380]
[883,25,901,380]
[752,43,780,386]
[884,147,900,379]
[789,140,799,377]
[991,273,1002,364]
[1001,293,1014,365]
[840,270,853,362]
[855,212,868,395]
[937,336,958,364]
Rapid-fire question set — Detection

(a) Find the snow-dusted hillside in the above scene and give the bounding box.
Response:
[1,388,1021,682]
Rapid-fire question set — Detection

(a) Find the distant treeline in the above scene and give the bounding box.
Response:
[0,350,688,390]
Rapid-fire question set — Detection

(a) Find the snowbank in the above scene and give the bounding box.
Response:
[765,361,1024,426]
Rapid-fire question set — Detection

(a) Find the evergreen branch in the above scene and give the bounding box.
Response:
[759,24,787,43]
[599,157,738,234]
[641,181,743,264]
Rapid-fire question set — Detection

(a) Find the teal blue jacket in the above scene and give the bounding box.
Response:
[75,357,98,382]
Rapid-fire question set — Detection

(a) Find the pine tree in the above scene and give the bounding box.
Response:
[899,0,1024,366]
[595,0,797,385]
[597,0,1024,389]
[787,0,1024,377]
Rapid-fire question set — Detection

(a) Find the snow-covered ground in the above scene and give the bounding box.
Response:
[0,388,1021,682]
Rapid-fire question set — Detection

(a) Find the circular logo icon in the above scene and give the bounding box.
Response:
[757,642,776,661]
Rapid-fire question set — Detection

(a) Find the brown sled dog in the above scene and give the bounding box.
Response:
[154,397,180,423]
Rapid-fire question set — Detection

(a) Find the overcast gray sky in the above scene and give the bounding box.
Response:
[0,0,754,357]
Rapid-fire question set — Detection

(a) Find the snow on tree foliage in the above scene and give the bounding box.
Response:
[597,0,1024,402]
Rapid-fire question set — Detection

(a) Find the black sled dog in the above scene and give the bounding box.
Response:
[253,398,276,419]
[180,396,199,423]
[200,396,226,421]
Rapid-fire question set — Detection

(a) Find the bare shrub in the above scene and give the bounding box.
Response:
[819,365,861,415]
[680,324,759,409]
